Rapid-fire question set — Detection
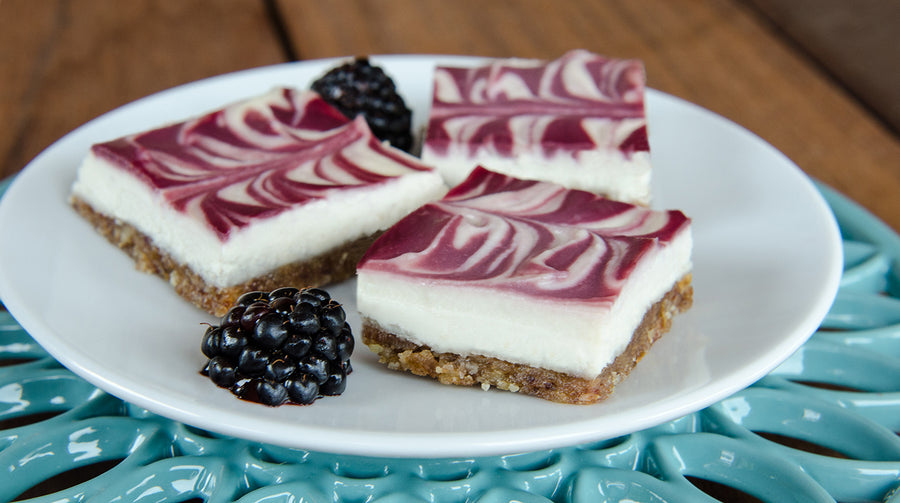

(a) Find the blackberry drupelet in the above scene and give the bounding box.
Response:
[200,287,354,406]
[311,57,414,152]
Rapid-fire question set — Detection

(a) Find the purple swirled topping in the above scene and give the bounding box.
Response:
[92,88,432,241]
[358,167,689,303]
[424,50,649,158]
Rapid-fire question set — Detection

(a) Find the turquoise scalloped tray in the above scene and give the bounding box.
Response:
[1,176,898,503]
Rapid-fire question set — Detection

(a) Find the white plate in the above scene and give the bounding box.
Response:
[0,55,842,458]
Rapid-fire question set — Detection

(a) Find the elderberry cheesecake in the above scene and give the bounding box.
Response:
[356,167,692,404]
[422,50,652,204]
[70,87,447,316]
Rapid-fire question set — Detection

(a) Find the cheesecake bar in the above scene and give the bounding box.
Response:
[357,167,692,404]
[422,49,652,204]
[71,87,447,316]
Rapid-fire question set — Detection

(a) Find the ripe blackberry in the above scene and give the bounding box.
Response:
[200,287,354,406]
[311,58,414,152]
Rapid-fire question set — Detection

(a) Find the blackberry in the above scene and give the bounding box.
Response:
[200,287,354,406]
[311,58,414,152]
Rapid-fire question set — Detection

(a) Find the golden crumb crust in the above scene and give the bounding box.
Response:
[71,196,379,316]
[362,275,693,404]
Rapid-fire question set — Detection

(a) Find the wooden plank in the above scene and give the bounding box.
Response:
[0,0,286,180]
[0,1,59,182]
[275,0,900,231]
[744,0,900,133]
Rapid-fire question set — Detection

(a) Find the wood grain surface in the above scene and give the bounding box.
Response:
[744,0,900,133]
[2,0,898,232]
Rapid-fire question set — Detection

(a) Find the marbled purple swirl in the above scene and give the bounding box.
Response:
[358,167,689,302]
[424,50,649,158]
[92,88,432,241]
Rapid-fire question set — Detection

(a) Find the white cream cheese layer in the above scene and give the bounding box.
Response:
[421,146,651,205]
[71,150,447,287]
[358,229,692,379]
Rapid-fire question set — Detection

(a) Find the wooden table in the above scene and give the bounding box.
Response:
[3,0,898,232]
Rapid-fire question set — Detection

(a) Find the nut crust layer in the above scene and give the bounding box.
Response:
[72,196,378,316]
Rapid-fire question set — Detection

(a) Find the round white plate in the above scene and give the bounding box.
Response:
[0,55,842,458]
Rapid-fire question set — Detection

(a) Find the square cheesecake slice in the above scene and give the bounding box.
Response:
[356,166,692,404]
[70,88,447,316]
[422,49,652,204]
